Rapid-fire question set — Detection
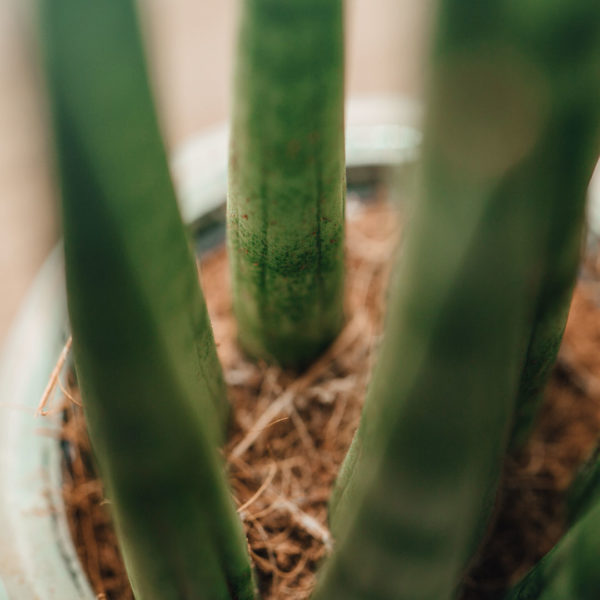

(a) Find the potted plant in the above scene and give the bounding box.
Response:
[2,0,600,598]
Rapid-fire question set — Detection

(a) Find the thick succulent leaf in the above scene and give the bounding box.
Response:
[228,0,346,368]
[38,1,255,598]
[506,0,600,446]
[324,1,600,599]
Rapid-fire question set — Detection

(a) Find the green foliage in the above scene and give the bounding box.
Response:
[36,0,600,598]
[228,0,346,368]
[38,0,254,598]
[326,0,600,598]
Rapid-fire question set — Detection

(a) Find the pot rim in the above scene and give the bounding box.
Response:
[0,94,422,599]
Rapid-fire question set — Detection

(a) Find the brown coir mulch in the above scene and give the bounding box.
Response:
[57,201,600,600]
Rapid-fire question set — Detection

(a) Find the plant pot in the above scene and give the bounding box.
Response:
[0,95,421,599]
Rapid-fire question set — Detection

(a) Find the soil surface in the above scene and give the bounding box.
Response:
[58,203,600,600]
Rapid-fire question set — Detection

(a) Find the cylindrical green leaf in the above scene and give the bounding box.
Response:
[324,1,600,598]
[38,1,255,598]
[228,0,346,368]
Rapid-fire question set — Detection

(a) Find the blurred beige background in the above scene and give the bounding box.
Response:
[0,0,430,346]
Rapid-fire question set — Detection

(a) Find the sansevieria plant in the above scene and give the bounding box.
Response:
[36,0,600,599]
